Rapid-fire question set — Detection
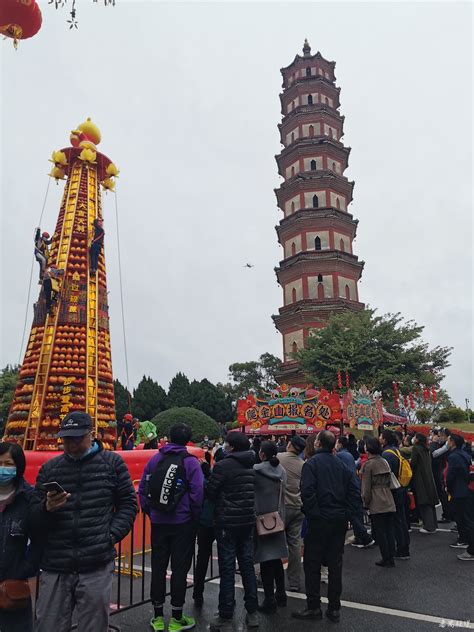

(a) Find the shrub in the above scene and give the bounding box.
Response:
[415,409,431,423]
[437,407,466,424]
[151,407,220,443]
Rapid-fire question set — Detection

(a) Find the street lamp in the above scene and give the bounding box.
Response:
[466,399,471,423]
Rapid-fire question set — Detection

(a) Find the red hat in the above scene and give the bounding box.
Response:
[42,231,50,238]
[123,413,133,421]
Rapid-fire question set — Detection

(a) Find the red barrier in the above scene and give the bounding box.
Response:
[23,445,205,486]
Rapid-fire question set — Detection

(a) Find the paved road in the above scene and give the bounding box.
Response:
[112,528,473,631]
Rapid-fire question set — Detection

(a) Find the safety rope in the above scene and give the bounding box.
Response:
[114,185,131,394]
[18,177,52,364]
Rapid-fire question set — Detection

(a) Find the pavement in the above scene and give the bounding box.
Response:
[111,527,474,631]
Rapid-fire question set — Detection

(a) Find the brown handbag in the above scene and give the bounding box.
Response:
[0,579,31,611]
[255,479,285,537]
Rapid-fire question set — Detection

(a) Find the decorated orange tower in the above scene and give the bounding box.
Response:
[273,41,365,385]
[3,119,119,450]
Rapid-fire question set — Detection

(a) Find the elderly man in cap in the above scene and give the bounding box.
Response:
[30,411,137,632]
[277,434,306,592]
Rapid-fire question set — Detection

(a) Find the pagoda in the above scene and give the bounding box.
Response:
[4,119,118,450]
[273,40,365,385]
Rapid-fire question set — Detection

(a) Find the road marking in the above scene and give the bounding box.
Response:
[209,580,474,629]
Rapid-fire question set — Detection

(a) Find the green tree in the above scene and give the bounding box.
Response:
[298,309,452,398]
[132,375,168,420]
[168,372,193,408]
[0,365,19,437]
[228,353,282,397]
[415,409,431,423]
[437,407,466,424]
[189,378,233,422]
[151,407,220,443]
[113,378,132,421]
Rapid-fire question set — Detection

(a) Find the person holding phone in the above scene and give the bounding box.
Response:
[0,443,40,632]
[30,411,138,632]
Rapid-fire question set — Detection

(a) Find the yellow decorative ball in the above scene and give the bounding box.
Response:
[78,117,101,145]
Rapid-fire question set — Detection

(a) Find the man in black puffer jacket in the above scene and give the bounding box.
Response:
[206,431,258,632]
[30,411,137,632]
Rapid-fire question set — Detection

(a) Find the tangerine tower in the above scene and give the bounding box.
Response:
[4,119,119,450]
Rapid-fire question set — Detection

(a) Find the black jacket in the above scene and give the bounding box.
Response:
[206,450,256,529]
[446,448,471,499]
[0,479,40,582]
[30,441,137,573]
[301,448,360,521]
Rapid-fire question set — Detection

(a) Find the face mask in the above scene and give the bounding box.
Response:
[0,466,17,485]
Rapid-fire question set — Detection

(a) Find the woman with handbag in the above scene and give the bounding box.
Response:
[360,438,397,568]
[254,441,288,613]
[0,443,38,632]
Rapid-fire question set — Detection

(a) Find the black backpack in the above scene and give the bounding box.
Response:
[146,451,190,513]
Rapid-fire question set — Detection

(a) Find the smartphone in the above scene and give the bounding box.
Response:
[42,481,67,494]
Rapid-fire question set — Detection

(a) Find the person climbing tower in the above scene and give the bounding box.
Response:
[42,266,64,315]
[90,218,105,274]
[34,227,52,282]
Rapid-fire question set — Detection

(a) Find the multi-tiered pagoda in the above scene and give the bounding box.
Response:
[4,119,118,450]
[273,40,365,385]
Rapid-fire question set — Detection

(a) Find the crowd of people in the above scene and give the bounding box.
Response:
[0,413,473,632]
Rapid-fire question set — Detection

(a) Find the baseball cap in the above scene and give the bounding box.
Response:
[57,411,93,438]
[290,435,306,453]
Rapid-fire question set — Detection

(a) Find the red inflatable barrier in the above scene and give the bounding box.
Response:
[23,446,205,487]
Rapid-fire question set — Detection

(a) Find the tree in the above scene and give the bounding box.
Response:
[132,375,168,420]
[437,407,466,425]
[189,378,233,422]
[415,409,431,423]
[113,378,132,421]
[228,353,282,397]
[298,309,452,398]
[151,407,220,443]
[0,365,19,438]
[168,372,193,408]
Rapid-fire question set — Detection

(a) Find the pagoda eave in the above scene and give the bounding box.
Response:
[276,137,351,162]
[275,253,365,282]
[275,210,359,242]
[280,52,336,74]
[278,104,344,128]
[272,298,365,329]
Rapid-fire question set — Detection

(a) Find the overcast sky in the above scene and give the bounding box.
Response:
[1,1,472,407]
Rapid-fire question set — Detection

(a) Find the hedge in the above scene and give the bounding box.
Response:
[151,407,220,443]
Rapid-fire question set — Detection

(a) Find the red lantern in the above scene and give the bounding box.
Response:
[403,396,408,408]
[337,371,342,389]
[409,393,415,409]
[432,386,437,403]
[423,388,429,402]
[345,370,350,389]
[0,0,42,48]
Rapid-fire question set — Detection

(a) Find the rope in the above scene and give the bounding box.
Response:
[18,178,51,364]
[114,185,131,393]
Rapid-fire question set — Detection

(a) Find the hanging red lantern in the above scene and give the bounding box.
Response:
[345,370,350,389]
[409,393,415,409]
[337,370,342,389]
[423,388,429,402]
[0,0,42,48]
[403,396,408,408]
[432,386,437,403]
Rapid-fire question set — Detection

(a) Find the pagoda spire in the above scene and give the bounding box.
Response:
[302,38,311,56]
[4,120,119,450]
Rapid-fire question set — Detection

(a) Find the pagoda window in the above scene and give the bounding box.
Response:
[291,132,295,143]
[321,95,326,104]
[291,201,295,213]
[332,161,337,172]
[292,288,297,303]
[309,125,314,138]
[339,238,345,252]
[291,166,295,176]
[345,284,350,300]
[315,236,322,250]
[306,67,311,77]
[336,197,341,209]
[291,242,296,256]
[292,341,298,354]
[307,94,313,105]
[312,195,319,208]
[310,160,317,171]
[317,283,325,300]
[317,274,323,282]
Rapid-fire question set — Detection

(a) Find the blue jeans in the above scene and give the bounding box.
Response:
[215,526,257,618]
[392,488,410,556]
